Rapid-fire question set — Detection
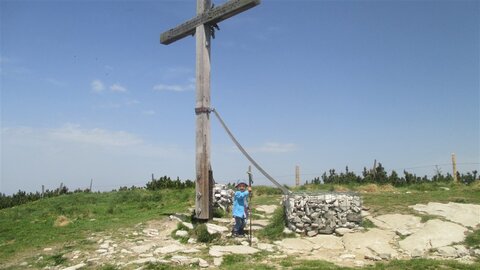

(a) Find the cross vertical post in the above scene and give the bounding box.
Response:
[195,0,212,220]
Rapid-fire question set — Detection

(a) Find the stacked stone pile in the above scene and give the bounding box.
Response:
[285,193,362,236]
[213,184,233,211]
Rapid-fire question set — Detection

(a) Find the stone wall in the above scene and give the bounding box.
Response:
[213,184,233,211]
[285,193,362,236]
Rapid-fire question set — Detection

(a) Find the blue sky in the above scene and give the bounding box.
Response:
[1,0,479,194]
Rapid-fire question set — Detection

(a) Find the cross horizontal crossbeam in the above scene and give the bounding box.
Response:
[160,0,260,45]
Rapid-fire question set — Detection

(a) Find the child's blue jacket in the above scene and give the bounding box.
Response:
[232,190,249,218]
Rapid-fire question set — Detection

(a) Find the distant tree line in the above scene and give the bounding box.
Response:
[306,163,478,186]
[0,175,195,210]
[145,175,194,190]
[0,186,89,210]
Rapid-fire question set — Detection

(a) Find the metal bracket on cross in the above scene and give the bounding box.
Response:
[195,107,213,115]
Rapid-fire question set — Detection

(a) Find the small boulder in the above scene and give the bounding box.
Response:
[437,246,457,258]
[175,230,189,237]
[213,257,223,266]
[198,258,209,268]
[206,223,229,234]
[335,228,353,236]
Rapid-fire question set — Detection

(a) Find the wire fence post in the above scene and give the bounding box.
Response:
[452,153,458,183]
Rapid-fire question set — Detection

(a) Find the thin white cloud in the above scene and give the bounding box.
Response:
[153,78,195,92]
[142,110,155,115]
[91,79,105,93]
[248,142,297,153]
[110,83,127,93]
[46,78,66,87]
[161,66,193,80]
[49,124,142,147]
[125,99,140,106]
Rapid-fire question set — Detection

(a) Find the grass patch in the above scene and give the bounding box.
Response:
[193,223,220,243]
[257,206,294,240]
[49,253,66,266]
[144,262,184,269]
[419,214,441,223]
[360,183,480,216]
[213,207,227,218]
[278,258,480,270]
[221,253,275,270]
[465,229,480,249]
[99,264,120,270]
[0,188,194,263]
[171,222,191,244]
[253,186,283,196]
[176,222,191,232]
[280,257,294,267]
[251,195,281,206]
[32,252,67,267]
[223,254,247,265]
[292,259,343,270]
[365,258,480,269]
[361,218,376,229]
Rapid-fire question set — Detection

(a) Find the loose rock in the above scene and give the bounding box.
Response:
[154,244,184,254]
[175,230,189,237]
[213,257,223,266]
[61,263,86,270]
[209,245,260,256]
[206,223,229,234]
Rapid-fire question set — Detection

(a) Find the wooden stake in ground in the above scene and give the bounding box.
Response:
[451,153,458,183]
[295,165,300,187]
[160,0,260,220]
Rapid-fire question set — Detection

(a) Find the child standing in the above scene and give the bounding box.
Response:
[232,181,251,237]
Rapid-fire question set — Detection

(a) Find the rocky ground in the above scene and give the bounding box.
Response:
[14,202,480,269]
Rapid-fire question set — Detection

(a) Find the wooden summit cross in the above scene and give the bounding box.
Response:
[160,0,260,220]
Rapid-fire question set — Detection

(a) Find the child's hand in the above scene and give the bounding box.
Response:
[248,186,252,192]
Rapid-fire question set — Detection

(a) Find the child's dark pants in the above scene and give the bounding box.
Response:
[233,216,246,235]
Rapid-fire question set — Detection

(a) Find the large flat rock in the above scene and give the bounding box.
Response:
[130,243,155,254]
[369,214,423,233]
[399,219,468,256]
[342,228,398,259]
[410,202,480,227]
[206,223,229,234]
[275,238,315,253]
[154,244,184,254]
[209,245,259,257]
[212,218,233,224]
[306,235,344,250]
[251,219,270,227]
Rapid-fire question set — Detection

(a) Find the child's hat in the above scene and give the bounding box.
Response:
[235,180,248,188]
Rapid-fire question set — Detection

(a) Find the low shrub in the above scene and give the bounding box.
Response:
[193,223,219,243]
